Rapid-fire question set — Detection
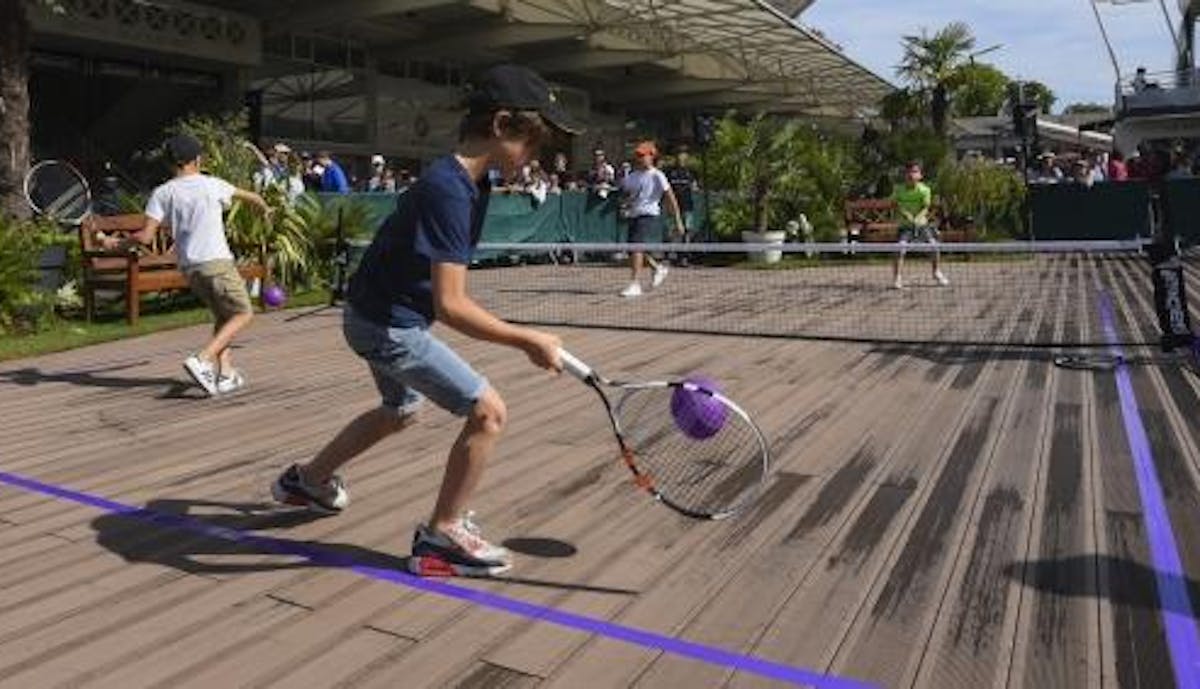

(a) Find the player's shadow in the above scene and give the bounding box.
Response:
[1003,555,1200,618]
[0,362,180,390]
[90,498,635,595]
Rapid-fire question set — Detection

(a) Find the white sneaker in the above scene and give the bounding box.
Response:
[183,355,219,396]
[893,277,905,290]
[216,370,246,395]
[934,271,950,286]
[651,264,670,289]
[620,282,643,298]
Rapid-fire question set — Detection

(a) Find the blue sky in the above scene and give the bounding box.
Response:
[803,0,1182,112]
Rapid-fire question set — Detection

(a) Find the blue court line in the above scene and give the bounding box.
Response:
[1096,287,1200,689]
[0,469,878,689]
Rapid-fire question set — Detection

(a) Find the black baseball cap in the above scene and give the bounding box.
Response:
[468,64,583,135]
[165,134,203,165]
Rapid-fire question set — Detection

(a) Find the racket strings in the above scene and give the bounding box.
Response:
[27,162,90,222]
[616,387,766,516]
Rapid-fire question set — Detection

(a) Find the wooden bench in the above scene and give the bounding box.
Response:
[79,214,268,326]
[843,198,975,243]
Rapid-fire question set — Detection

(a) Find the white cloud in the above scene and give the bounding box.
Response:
[803,0,1179,109]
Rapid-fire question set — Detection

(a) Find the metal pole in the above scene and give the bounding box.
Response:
[1090,0,1124,81]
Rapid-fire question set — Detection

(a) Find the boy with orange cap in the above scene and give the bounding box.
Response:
[618,141,686,298]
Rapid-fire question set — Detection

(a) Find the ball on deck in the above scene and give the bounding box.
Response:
[263,285,287,308]
[671,376,729,440]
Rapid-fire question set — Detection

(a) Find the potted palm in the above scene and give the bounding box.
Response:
[705,114,803,263]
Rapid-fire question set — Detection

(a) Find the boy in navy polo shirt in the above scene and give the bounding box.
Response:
[270,65,579,577]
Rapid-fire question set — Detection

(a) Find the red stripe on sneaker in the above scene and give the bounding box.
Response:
[414,556,457,577]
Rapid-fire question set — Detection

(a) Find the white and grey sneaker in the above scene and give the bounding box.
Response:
[934,270,950,286]
[183,355,219,396]
[216,370,246,395]
[270,464,349,514]
[651,264,670,289]
[408,512,512,577]
[620,282,643,298]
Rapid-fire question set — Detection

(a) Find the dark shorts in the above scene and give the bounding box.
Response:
[627,215,661,244]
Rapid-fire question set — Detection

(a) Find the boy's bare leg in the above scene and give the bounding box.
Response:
[431,386,506,530]
[198,311,252,367]
[300,407,417,484]
[631,250,644,281]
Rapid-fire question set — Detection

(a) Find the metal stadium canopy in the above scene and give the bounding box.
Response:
[274,0,892,116]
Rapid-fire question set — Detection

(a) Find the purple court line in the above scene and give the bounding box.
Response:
[0,469,878,689]
[1096,287,1200,689]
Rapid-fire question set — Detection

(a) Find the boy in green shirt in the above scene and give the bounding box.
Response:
[892,161,949,289]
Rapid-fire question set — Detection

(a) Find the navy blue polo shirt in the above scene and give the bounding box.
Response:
[348,155,489,328]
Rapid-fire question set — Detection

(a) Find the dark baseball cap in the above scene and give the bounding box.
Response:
[165,134,203,165]
[467,64,583,135]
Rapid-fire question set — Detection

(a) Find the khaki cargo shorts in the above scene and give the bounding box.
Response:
[186,259,253,325]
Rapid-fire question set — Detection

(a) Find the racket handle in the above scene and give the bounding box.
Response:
[558,348,593,380]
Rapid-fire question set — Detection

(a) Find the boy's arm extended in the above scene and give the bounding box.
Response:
[662,187,686,237]
[432,262,561,372]
[232,188,273,216]
[101,215,159,251]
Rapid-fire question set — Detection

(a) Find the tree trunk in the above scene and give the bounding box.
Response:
[931,83,948,136]
[0,0,32,219]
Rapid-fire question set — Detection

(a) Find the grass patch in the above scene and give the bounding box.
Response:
[0,288,331,363]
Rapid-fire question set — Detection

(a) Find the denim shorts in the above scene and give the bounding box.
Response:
[342,307,488,417]
[899,225,939,243]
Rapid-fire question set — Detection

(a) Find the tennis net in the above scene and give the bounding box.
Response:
[468,240,1197,348]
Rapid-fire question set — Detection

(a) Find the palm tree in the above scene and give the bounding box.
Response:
[0,1,66,219]
[0,0,34,219]
[896,22,976,135]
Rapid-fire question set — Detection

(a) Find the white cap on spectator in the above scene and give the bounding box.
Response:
[273,142,292,154]
[371,154,385,166]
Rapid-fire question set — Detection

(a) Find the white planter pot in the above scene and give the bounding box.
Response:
[741,230,787,263]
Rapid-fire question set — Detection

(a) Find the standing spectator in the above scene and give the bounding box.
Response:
[1167,151,1194,180]
[1069,160,1095,188]
[1107,151,1129,181]
[1031,152,1063,184]
[316,150,351,194]
[588,147,616,197]
[1089,152,1108,184]
[663,145,699,241]
[552,152,577,190]
[381,167,398,192]
[1132,67,1149,93]
[367,154,388,191]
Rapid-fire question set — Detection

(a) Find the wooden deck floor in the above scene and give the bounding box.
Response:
[2,267,1200,688]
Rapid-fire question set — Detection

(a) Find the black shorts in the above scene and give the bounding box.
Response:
[627,215,661,243]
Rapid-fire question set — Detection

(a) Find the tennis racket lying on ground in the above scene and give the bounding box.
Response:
[558,348,770,520]
[24,160,92,225]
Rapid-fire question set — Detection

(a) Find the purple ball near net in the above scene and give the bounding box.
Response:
[263,285,287,308]
[670,376,729,440]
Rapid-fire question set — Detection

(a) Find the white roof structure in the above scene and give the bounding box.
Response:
[271,0,892,116]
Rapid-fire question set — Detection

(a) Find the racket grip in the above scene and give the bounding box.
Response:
[558,348,593,380]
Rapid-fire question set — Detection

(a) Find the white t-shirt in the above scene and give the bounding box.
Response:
[620,167,670,217]
[145,174,236,269]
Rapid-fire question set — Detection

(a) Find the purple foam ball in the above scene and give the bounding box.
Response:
[263,285,287,308]
[671,376,729,440]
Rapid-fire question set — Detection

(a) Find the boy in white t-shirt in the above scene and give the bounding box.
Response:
[102,134,272,396]
[617,141,685,298]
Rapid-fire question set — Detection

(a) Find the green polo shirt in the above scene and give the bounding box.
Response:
[892,182,932,227]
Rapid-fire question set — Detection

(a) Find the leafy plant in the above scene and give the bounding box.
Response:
[0,216,71,333]
[935,157,1027,238]
[703,114,858,240]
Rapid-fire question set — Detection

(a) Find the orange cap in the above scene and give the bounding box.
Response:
[634,141,658,158]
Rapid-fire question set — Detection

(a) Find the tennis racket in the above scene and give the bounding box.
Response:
[24,160,92,225]
[1054,342,1200,374]
[558,348,770,520]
